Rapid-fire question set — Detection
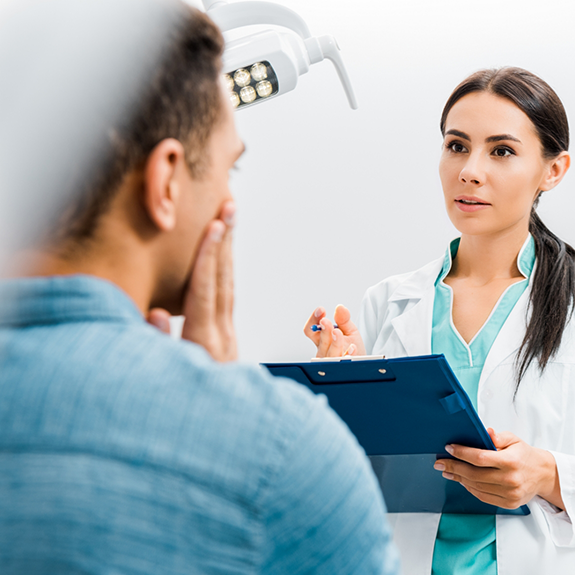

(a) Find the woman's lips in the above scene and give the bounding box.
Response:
[454,196,491,213]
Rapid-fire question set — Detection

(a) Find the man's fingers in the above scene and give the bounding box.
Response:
[219,201,236,228]
[147,307,172,334]
[184,219,225,331]
[215,209,235,322]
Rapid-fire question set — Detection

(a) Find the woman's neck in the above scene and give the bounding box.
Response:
[449,226,530,284]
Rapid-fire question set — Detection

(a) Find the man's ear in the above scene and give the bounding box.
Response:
[143,138,188,232]
[540,151,571,192]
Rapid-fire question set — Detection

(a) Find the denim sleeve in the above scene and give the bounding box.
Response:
[260,390,400,574]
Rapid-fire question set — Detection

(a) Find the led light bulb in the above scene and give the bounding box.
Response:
[240,85,256,103]
[256,80,273,98]
[230,91,240,108]
[224,74,235,92]
[234,68,251,87]
[250,62,267,82]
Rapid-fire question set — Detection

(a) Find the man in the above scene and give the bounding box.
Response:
[0,2,398,573]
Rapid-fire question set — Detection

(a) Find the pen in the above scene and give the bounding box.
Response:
[310,323,339,332]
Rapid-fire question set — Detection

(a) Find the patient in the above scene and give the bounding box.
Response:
[0,2,398,574]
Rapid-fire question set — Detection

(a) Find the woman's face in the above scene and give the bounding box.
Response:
[439,91,551,238]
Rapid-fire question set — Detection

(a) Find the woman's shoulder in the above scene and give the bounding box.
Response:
[363,256,444,305]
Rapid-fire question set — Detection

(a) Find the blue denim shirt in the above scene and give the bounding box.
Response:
[0,275,398,575]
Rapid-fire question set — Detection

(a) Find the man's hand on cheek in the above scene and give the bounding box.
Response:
[147,308,172,334]
[179,201,237,362]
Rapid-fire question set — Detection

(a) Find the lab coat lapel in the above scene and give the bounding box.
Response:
[388,260,442,356]
[391,287,435,356]
[479,287,530,388]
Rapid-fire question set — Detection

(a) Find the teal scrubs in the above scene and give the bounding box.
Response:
[430,235,535,575]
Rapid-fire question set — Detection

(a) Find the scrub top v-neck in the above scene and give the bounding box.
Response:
[430,234,535,575]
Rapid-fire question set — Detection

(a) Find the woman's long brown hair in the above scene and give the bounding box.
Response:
[440,67,574,390]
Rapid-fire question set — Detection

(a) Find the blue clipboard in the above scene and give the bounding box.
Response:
[262,354,529,516]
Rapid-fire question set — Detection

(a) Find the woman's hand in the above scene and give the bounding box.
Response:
[304,304,366,358]
[147,201,237,363]
[434,428,564,510]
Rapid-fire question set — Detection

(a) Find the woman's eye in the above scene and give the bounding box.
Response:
[493,147,514,157]
[447,142,467,153]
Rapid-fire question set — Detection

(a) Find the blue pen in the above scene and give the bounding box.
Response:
[310,323,339,332]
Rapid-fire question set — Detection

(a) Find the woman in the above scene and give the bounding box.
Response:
[305,67,575,574]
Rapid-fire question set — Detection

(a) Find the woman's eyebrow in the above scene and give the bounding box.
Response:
[485,134,522,143]
[445,129,470,141]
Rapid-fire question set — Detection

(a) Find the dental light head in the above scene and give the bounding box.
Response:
[202,0,358,111]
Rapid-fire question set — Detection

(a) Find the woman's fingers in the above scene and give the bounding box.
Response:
[316,318,335,357]
[333,304,352,332]
[334,304,367,355]
[433,432,551,509]
[460,483,515,509]
[306,306,366,358]
[327,328,345,357]
[304,306,326,345]
[344,343,357,356]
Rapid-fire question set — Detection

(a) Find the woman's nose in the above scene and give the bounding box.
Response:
[459,155,484,186]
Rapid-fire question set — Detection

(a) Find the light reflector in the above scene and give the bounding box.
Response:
[225,60,279,109]
[250,62,268,81]
[233,68,251,87]
[256,80,272,98]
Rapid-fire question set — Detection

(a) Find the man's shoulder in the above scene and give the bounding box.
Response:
[61,318,329,472]
[93,320,321,426]
[3,315,337,506]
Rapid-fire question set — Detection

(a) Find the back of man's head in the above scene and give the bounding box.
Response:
[52,2,225,246]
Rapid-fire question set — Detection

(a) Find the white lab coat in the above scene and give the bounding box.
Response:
[359,256,575,575]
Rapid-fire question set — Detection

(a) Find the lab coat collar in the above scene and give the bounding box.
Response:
[388,258,444,356]
[385,237,536,362]
[478,287,530,390]
[388,257,444,303]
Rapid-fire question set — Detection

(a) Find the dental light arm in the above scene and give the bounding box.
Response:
[202,0,357,110]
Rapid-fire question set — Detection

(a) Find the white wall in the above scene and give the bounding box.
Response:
[191,0,575,363]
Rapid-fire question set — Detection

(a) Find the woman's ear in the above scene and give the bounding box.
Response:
[540,151,571,192]
[142,138,188,231]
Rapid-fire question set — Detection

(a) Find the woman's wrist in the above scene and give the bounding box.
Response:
[536,448,565,510]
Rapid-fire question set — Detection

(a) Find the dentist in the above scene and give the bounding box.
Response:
[305,67,575,574]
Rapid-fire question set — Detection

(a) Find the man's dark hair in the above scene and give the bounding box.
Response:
[55,5,224,243]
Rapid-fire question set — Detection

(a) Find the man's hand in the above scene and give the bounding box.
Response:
[181,201,237,362]
[147,308,172,334]
[147,201,237,363]
[433,428,564,510]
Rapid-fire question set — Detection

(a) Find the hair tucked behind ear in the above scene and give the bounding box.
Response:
[441,67,574,390]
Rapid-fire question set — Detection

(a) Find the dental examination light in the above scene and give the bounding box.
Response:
[202,0,357,110]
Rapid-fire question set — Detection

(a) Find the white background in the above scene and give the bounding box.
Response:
[190,0,575,363]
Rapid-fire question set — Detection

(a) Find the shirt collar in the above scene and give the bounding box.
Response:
[436,233,536,285]
[0,274,144,327]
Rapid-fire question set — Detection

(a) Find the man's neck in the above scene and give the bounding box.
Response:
[5,244,155,315]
